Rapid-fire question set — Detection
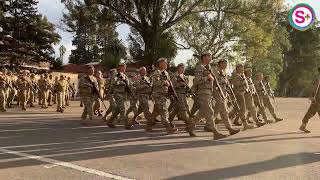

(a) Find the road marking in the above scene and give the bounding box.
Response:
[314,152,320,155]
[0,147,135,180]
[44,164,59,169]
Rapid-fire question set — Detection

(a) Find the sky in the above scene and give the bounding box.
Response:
[37,0,320,65]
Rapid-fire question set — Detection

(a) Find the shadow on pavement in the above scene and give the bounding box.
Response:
[166,152,320,180]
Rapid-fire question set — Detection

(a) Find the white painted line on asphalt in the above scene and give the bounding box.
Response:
[0,147,135,180]
[314,152,320,155]
[44,164,59,169]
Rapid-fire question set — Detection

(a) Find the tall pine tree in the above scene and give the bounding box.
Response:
[0,0,60,66]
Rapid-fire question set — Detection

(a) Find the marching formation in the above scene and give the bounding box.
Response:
[3,53,319,139]
[0,69,76,113]
[77,53,283,140]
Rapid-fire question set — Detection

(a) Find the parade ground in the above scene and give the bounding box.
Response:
[0,98,319,180]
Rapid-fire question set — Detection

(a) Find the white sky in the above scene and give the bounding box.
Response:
[37,0,320,65]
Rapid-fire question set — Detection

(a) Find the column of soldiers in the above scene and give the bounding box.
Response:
[0,69,74,113]
[78,53,284,139]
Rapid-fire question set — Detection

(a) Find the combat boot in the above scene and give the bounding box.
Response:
[255,120,266,127]
[299,123,311,133]
[166,126,179,135]
[227,126,240,135]
[106,122,117,128]
[275,117,283,122]
[242,121,254,131]
[212,128,227,140]
[185,125,196,137]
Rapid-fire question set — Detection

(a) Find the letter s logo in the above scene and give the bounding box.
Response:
[295,11,305,23]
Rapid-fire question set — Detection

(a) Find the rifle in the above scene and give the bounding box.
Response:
[161,71,178,101]
[225,78,240,111]
[205,65,227,99]
[117,73,137,100]
[249,79,263,108]
[265,81,276,102]
[177,74,196,97]
[87,76,107,109]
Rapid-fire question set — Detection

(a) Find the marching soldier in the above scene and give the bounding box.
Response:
[65,77,71,106]
[126,73,138,118]
[255,73,283,122]
[0,71,8,112]
[29,73,37,107]
[7,71,16,108]
[148,58,178,134]
[212,59,241,135]
[299,67,320,133]
[264,75,275,101]
[93,71,105,116]
[103,69,117,119]
[38,73,50,108]
[132,67,153,126]
[230,64,255,130]
[244,69,273,124]
[54,75,67,113]
[192,53,226,139]
[168,63,196,136]
[53,76,59,104]
[48,74,54,106]
[105,63,133,129]
[79,66,98,122]
[16,71,32,111]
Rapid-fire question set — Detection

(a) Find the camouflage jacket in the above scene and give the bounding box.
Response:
[254,80,268,97]
[171,73,187,94]
[151,69,170,95]
[78,75,98,97]
[230,73,249,95]
[194,64,213,95]
[134,75,151,95]
[111,72,130,94]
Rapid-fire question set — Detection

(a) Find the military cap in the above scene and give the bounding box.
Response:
[157,57,168,64]
[177,63,185,68]
[200,52,211,59]
[244,68,252,73]
[118,62,126,67]
[217,59,227,63]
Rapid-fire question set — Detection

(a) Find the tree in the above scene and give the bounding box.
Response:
[62,0,126,67]
[0,0,60,66]
[96,0,243,67]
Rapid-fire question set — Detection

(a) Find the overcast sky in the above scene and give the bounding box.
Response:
[37,0,320,64]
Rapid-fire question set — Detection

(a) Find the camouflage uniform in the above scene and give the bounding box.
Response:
[38,74,51,108]
[149,68,177,133]
[126,76,138,117]
[192,64,226,139]
[7,72,16,108]
[53,76,58,104]
[103,75,116,118]
[300,75,320,133]
[230,73,255,130]
[106,72,131,129]
[246,76,272,124]
[54,76,67,113]
[169,72,196,136]
[255,79,282,122]
[16,74,31,110]
[29,74,38,107]
[93,77,106,116]
[79,74,98,120]
[212,69,241,134]
[47,75,54,106]
[0,73,9,112]
[132,74,153,124]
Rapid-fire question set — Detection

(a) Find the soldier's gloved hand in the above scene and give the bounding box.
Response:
[163,80,170,87]
[207,74,214,81]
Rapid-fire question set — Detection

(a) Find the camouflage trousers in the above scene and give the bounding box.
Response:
[18,90,29,110]
[41,90,49,108]
[29,90,36,106]
[134,94,152,122]
[108,93,128,125]
[0,88,6,111]
[212,93,232,128]
[190,95,200,117]
[126,97,138,116]
[65,90,70,106]
[150,94,171,128]
[48,90,53,105]
[233,93,249,124]
[262,95,279,119]
[302,102,320,124]
[104,95,116,117]
[193,94,217,130]
[93,90,104,114]
[169,93,194,130]
[57,92,65,111]
[244,93,260,123]
[81,95,95,120]
[7,88,16,107]
[250,95,268,121]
